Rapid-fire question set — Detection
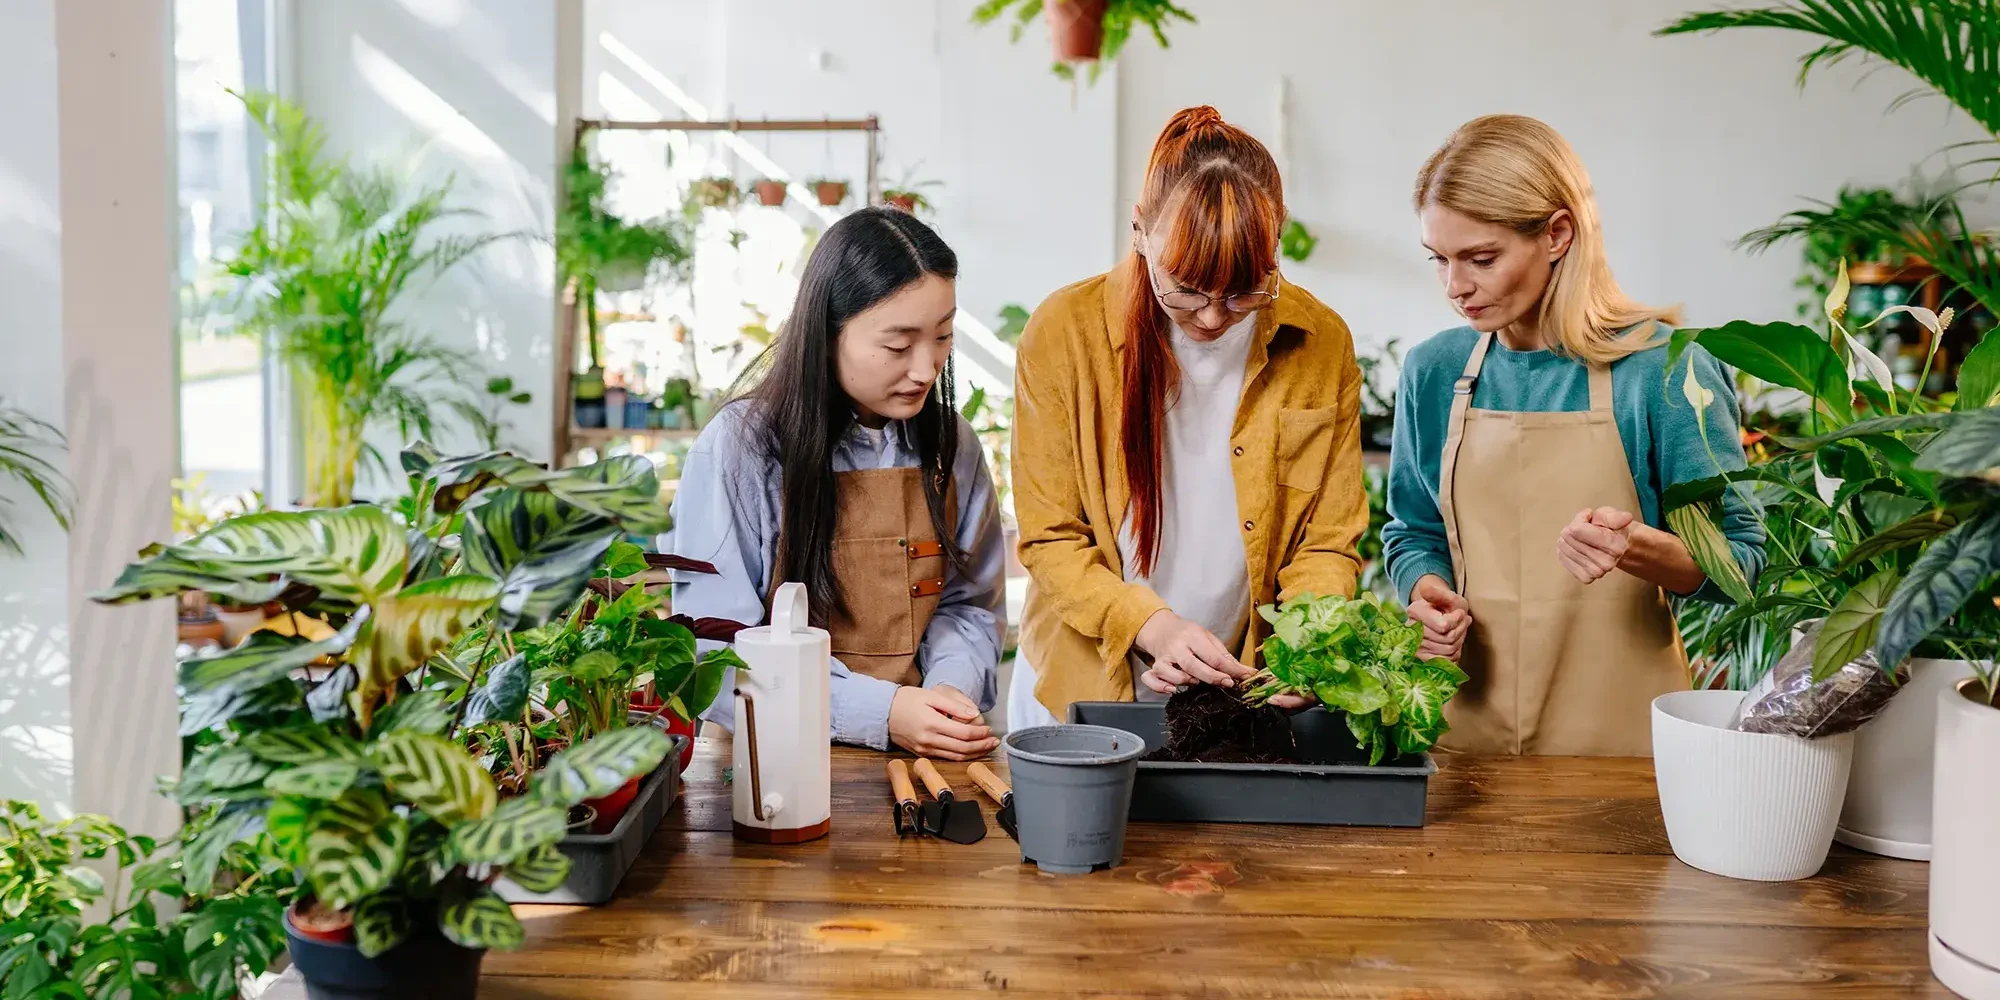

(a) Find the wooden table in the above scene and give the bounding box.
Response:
[479,741,1942,999]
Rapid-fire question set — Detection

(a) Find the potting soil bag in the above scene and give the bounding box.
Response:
[1728,622,1904,738]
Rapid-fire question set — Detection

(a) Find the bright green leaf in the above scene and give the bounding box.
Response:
[1815,569,1899,682]
[368,733,497,825]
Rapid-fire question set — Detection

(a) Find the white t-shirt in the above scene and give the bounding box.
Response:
[1009,314,1255,728]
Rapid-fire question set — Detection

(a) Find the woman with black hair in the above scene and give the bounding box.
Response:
[668,207,1006,761]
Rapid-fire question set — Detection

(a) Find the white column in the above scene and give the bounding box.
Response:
[56,0,182,833]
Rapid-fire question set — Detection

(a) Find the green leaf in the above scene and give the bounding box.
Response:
[1682,320,1851,421]
[1773,411,1960,451]
[264,797,317,871]
[186,506,410,604]
[368,689,453,738]
[304,788,408,910]
[437,886,523,950]
[460,490,620,630]
[368,733,497,825]
[501,843,572,894]
[351,893,412,959]
[1957,327,2000,411]
[181,745,275,799]
[351,575,501,711]
[180,806,259,894]
[1815,569,1899,682]
[177,613,365,698]
[598,539,649,580]
[462,653,529,726]
[1876,513,2000,669]
[243,724,364,765]
[264,760,361,799]
[532,725,670,806]
[446,797,568,865]
[1838,505,1976,571]
[1916,406,2000,476]
[567,650,622,682]
[87,545,292,607]
[1665,502,1754,604]
[306,665,357,722]
[179,679,303,737]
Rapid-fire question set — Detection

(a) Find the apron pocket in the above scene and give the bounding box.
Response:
[829,535,919,656]
[1276,407,1338,490]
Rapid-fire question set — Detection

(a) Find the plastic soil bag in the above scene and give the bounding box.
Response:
[1729,621,1906,738]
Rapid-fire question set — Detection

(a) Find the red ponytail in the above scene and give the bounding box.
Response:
[1121,107,1284,577]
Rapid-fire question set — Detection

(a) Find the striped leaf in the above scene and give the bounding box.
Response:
[369,733,496,825]
[265,797,317,870]
[89,545,292,606]
[352,892,413,959]
[531,726,670,806]
[180,746,274,803]
[501,843,572,894]
[368,689,454,738]
[263,760,361,799]
[177,612,365,698]
[462,653,529,727]
[1665,501,1754,604]
[304,788,408,910]
[351,575,501,712]
[179,679,303,737]
[1877,513,2000,669]
[420,451,670,535]
[460,490,619,630]
[438,886,524,950]
[243,724,364,765]
[306,666,357,722]
[1814,570,1898,682]
[194,507,409,605]
[446,796,568,865]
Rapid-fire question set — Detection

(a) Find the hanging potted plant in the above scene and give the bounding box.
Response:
[688,176,740,211]
[882,165,942,215]
[972,0,1195,81]
[750,178,789,207]
[808,177,849,207]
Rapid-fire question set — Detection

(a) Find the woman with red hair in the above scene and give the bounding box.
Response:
[1007,106,1366,730]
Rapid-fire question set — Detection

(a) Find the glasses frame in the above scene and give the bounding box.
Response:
[1136,227,1281,314]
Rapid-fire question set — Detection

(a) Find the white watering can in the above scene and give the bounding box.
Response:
[729,582,832,843]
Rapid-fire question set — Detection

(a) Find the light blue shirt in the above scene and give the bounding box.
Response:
[667,400,1007,750]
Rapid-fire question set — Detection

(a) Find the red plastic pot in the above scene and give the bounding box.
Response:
[1048,0,1108,61]
[632,695,699,772]
[582,776,641,835]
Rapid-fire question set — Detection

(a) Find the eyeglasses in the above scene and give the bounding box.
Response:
[1138,229,1280,314]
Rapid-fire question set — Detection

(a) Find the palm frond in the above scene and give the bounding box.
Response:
[0,403,72,555]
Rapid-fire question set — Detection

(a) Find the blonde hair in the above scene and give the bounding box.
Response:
[1414,114,1681,364]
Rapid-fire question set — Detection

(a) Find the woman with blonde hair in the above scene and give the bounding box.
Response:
[1007,105,1366,730]
[1382,114,1764,756]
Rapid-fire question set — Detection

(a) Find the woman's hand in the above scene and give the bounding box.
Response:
[1407,574,1471,662]
[1558,507,1635,585]
[1135,610,1254,695]
[889,684,997,761]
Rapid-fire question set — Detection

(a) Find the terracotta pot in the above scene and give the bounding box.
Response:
[753,179,787,207]
[885,193,918,213]
[177,614,226,649]
[813,180,848,207]
[1047,0,1108,61]
[1929,677,2000,998]
[287,899,354,945]
[583,776,641,835]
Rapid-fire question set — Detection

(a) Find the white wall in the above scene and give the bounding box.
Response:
[0,0,72,808]
[293,0,562,482]
[588,0,1990,359]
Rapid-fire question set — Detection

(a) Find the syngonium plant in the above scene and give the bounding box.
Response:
[1664,261,2000,699]
[86,446,691,956]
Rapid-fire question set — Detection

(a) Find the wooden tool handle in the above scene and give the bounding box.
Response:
[887,759,916,804]
[912,758,950,798]
[966,762,1010,803]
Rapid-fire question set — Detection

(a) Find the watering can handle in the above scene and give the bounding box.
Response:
[738,689,783,822]
[772,582,808,636]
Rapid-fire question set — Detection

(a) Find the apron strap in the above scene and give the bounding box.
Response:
[1587,360,1613,412]
[1437,331,1495,594]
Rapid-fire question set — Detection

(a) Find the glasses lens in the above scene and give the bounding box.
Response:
[1160,291,1210,311]
[1224,293,1272,312]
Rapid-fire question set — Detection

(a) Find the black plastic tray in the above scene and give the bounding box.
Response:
[494,733,687,905]
[1066,702,1435,827]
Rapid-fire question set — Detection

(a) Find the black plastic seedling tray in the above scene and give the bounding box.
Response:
[1067,702,1435,826]
[494,733,688,905]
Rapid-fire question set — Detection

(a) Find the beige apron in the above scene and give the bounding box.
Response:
[1436,332,1688,756]
[773,467,955,685]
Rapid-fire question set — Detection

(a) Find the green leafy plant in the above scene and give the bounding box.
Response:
[1280,218,1318,263]
[1246,592,1469,764]
[972,0,1196,82]
[1738,183,1961,326]
[558,147,692,373]
[217,92,507,508]
[686,177,740,212]
[88,445,687,957]
[0,802,289,1000]
[994,303,1031,345]
[449,376,536,453]
[1666,263,2000,695]
[0,401,70,556]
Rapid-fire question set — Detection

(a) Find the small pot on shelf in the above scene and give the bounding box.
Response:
[751,179,788,207]
[884,192,919,213]
[1047,0,1109,62]
[812,179,848,207]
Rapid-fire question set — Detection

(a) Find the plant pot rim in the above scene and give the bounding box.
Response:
[1951,675,2000,710]
[285,902,356,945]
[1004,723,1147,766]
[1652,689,1837,747]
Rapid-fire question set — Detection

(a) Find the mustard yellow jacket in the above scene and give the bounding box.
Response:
[1012,255,1367,715]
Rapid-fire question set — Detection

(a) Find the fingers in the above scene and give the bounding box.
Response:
[1418,637,1460,661]
[1268,693,1313,710]
[1567,521,1626,553]
[1194,631,1255,679]
[1141,663,1188,694]
[1178,650,1242,687]
[1406,599,1453,631]
[1556,537,1607,583]
[1592,506,1635,530]
[928,685,981,722]
[912,732,1000,761]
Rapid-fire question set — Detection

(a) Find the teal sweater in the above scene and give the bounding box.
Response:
[1382,327,1766,606]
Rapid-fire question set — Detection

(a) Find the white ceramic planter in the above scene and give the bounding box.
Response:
[1837,658,1982,859]
[1652,690,1855,881]
[1929,677,2000,999]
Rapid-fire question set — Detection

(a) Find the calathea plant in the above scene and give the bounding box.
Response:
[88,446,685,957]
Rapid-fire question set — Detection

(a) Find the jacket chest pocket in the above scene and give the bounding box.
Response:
[1276,407,1338,490]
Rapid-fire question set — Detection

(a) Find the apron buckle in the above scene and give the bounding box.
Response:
[1453,375,1478,395]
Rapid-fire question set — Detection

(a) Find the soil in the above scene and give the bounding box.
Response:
[1144,684,1299,764]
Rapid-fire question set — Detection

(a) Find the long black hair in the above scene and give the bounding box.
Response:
[735,207,965,625]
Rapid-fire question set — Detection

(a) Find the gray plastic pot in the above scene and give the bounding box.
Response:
[1002,724,1146,875]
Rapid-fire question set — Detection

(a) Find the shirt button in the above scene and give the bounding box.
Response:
[1243,520,1254,531]
[1232,446,1244,456]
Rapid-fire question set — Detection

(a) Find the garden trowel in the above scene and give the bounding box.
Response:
[912,758,986,844]
[966,762,1017,841]
[887,759,921,837]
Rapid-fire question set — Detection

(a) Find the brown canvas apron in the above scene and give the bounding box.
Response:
[1435,332,1688,756]
[772,466,956,685]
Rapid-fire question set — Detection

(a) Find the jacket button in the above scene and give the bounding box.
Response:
[1243,520,1254,531]
[1232,446,1244,456]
